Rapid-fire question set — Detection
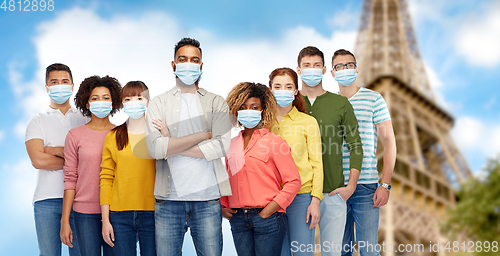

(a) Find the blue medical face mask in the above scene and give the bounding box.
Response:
[174,62,202,86]
[300,68,323,87]
[237,110,262,129]
[272,90,295,107]
[334,69,357,86]
[123,101,146,119]
[89,101,112,118]
[48,84,73,104]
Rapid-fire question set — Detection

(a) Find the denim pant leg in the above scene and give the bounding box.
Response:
[69,210,82,256]
[281,193,316,256]
[34,198,63,256]
[229,209,286,256]
[342,184,381,256]
[109,211,138,256]
[137,211,156,256]
[155,200,187,256]
[74,211,114,256]
[253,212,287,256]
[189,200,223,256]
[229,210,255,256]
[319,193,347,256]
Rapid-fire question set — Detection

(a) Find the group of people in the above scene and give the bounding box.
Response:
[25,37,396,256]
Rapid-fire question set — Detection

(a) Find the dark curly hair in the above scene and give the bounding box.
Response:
[226,82,277,130]
[74,75,122,118]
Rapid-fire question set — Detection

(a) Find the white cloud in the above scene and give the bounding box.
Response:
[0,158,38,251]
[454,1,500,67]
[451,116,500,160]
[0,130,4,143]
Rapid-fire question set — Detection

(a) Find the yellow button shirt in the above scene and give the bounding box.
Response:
[271,106,324,200]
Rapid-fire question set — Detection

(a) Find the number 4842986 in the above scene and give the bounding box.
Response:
[1,0,54,11]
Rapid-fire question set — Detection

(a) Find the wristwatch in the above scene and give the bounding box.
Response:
[380,182,391,191]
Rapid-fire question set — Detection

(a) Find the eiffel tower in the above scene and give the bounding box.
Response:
[352,0,472,255]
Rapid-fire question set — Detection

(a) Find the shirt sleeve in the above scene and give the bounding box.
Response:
[342,98,364,172]
[145,97,170,160]
[373,95,391,124]
[100,132,116,206]
[63,130,78,190]
[220,157,230,208]
[25,115,43,142]
[306,118,324,200]
[198,95,232,161]
[272,137,301,210]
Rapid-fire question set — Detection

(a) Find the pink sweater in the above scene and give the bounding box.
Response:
[64,124,111,214]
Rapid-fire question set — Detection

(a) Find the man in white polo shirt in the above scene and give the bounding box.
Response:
[25,63,88,256]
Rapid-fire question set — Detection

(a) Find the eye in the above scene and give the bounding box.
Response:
[239,105,245,110]
[124,98,130,102]
[137,97,143,101]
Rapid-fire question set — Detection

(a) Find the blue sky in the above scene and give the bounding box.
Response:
[1,0,499,255]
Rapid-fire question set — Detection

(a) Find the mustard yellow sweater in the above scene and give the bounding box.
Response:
[100,131,156,211]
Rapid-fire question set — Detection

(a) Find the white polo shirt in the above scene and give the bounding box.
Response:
[25,107,89,203]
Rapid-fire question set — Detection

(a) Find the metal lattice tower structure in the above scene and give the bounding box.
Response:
[352,0,472,255]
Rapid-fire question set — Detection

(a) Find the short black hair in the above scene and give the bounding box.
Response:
[174,38,202,58]
[45,63,73,84]
[74,75,122,118]
[332,49,357,66]
[297,46,324,67]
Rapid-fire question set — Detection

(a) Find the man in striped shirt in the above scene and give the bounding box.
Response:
[332,49,397,256]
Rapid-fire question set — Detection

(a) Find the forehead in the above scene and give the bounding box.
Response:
[300,55,323,65]
[91,86,111,95]
[244,96,261,105]
[272,75,295,84]
[175,45,201,59]
[48,70,71,80]
[333,54,356,64]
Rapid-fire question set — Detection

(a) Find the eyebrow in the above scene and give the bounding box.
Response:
[91,94,111,97]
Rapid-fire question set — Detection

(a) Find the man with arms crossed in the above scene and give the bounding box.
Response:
[297,46,363,256]
[25,63,87,256]
[145,38,231,256]
[331,49,396,256]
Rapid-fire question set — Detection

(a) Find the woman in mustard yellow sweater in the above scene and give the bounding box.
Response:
[100,81,156,256]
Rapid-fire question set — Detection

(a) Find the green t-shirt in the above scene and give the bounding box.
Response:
[304,92,363,193]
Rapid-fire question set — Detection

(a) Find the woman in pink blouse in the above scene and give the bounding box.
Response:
[60,76,122,256]
[222,82,301,256]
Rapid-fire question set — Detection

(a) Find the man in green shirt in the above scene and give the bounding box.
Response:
[297,46,363,256]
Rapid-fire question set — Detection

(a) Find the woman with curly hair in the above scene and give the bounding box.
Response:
[61,75,122,256]
[268,68,323,256]
[221,82,301,256]
[100,81,156,256]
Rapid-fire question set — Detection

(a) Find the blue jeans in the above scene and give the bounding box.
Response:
[73,211,114,256]
[319,193,347,256]
[109,211,156,256]
[281,193,316,256]
[229,208,287,256]
[155,199,222,256]
[34,198,81,256]
[342,183,381,256]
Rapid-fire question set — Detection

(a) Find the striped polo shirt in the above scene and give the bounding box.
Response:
[341,87,391,184]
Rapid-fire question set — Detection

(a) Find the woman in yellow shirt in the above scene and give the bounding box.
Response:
[100,81,156,256]
[269,68,324,256]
